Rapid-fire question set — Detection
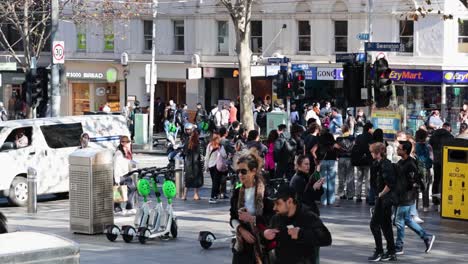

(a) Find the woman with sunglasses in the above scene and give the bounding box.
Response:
[113,135,137,214]
[230,150,274,264]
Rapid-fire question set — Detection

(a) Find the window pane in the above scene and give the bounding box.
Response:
[400,36,413,52]
[218,21,228,36]
[251,21,262,36]
[40,123,83,149]
[144,21,152,35]
[298,21,310,36]
[251,37,262,53]
[145,38,152,51]
[176,36,184,51]
[400,20,414,36]
[335,21,347,35]
[299,37,310,52]
[335,37,347,52]
[459,38,468,53]
[459,20,468,36]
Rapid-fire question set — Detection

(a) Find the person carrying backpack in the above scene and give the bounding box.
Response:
[415,129,434,212]
[351,122,375,203]
[368,142,397,262]
[394,141,436,256]
[274,124,297,180]
[336,125,355,201]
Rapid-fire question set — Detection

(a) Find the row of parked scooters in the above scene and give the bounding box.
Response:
[104,166,178,244]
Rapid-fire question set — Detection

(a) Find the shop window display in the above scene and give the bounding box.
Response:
[446,86,468,133]
[396,85,441,134]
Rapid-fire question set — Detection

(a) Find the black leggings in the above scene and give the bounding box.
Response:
[209,167,221,199]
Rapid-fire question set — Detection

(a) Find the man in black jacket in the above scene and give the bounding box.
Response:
[353,122,374,204]
[394,141,436,255]
[274,124,297,179]
[264,185,332,264]
[429,123,454,206]
[368,142,397,262]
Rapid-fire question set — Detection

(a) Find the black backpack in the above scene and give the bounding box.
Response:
[351,135,371,166]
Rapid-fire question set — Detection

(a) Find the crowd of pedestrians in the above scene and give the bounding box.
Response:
[116,97,468,263]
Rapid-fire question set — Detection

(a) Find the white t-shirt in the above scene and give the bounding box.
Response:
[244,187,256,215]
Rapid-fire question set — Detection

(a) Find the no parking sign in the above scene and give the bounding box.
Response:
[53,41,65,64]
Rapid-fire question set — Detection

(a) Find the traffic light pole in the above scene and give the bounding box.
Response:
[366,0,374,115]
[286,63,292,133]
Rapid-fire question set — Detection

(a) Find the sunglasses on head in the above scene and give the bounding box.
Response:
[236,169,248,175]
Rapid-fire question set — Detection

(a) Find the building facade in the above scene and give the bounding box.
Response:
[47,0,468,130]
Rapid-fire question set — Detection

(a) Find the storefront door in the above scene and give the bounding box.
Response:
[72,83,90,115]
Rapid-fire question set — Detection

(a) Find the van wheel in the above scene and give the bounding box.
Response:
[8,177,28,207]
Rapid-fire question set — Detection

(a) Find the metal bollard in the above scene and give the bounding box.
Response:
[27,167,37,214]
[175,157,184,199]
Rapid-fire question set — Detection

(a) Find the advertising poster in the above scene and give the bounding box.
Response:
[370,111,401,140]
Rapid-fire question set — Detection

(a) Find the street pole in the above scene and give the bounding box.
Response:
[286,62,292,133]
[51,0,60,117]
[148,0,158,147]
[367,0,374,116]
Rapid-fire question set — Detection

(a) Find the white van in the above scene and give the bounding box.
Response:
[0,115,130,206]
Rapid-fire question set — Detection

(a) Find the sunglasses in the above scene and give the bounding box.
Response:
[236,169,248,175]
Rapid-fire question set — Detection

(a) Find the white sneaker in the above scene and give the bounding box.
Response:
[413,215,424,224]
[209,198,217,204]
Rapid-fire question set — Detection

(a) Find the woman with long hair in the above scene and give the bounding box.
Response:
[113,135,136,214]
[183,129,203,200]
[264,129,279,180]
[230,150,274,263]
[205,133,226,204]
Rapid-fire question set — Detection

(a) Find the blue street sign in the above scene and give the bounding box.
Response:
[357,33,370,41]
[365,42,406,52]
[267,57,290,64]
[336,53,366,63]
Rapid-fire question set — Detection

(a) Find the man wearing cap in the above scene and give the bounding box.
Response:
[264,185,332,264]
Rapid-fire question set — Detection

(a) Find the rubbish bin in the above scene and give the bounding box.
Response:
[441,138,468,221]
[134,113,148,144]
[69,148,114,234]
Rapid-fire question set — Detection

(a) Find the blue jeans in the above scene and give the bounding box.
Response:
[410,203,418,217]
[320,160,337,205]
[395,204,431,250]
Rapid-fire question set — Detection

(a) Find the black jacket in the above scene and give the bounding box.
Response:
[269,205,332,264]
[289,171,323,216]
[336,135,355,158]
[429,128,454,163]
[397,157,421,206]
[194,108,207,124]
[370,158,396,202]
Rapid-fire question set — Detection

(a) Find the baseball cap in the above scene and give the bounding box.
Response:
[267,183,296,201]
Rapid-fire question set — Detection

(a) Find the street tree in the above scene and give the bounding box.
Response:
[0,0,53,73]
[219,0,255,131]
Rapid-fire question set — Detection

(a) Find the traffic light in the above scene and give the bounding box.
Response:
[285,71,293,97]
[343,63,364,107]
[292,70,306,99]
[374,58,393,108]
[24,67,48,109]
[273,70,286,97]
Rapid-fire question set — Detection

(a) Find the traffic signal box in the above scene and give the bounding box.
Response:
[373,58,393,108]
[343,63,366,107]
[292,70,306,99]
[23,67,49,108]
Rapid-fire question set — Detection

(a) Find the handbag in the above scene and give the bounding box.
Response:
[113,184,128,203]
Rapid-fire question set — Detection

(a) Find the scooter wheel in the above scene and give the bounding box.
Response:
[105,225,120,242]
[170,218,178,238]
[122,225,136,243]
[200,232,215,249]
[138,227,150,244]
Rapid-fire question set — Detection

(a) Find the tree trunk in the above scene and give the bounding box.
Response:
[237,31,254,131]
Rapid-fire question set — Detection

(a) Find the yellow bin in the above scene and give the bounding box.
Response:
[441,139,468,221]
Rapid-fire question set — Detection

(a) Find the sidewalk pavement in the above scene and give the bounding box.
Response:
[1,155,468,263]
